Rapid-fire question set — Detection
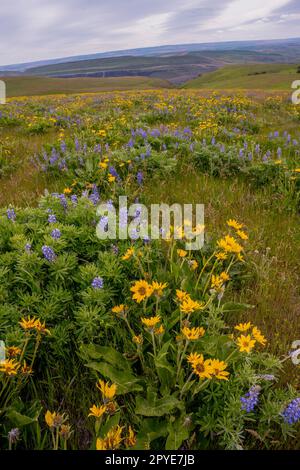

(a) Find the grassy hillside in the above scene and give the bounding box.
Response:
[2,75,172,97]
[184,63,300,90]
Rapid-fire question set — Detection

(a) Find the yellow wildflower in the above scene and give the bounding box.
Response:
[130,280,153,303]
[236,230,248,240]
[237,335,256,353]
[141,315,161,329]
[0,359,20,376]
[182,326,205,341]
[252,326,267,346]
[122,247,134,261]
[19,316,37,331]
[209,359,230,380]
[234,322,252,332]
[125,426,136,448]
[217,235,243,254]
[227,219,244,230]
[88,405,107,418]
[177,249,187,258]
[96,380,117,401]
[180,298,204,314]
[152,281,168,297]
[187,353,213,379]
[111,304,127,317]
[176,289,190,303]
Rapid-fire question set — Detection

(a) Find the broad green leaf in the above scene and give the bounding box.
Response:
[81,344,131,372]
[166,419,190,450]
[135,394,181,417]
[86,361,143,394]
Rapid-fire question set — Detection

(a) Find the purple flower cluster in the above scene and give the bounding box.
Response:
[48,214,57,224]
[25,243,32,253]
[240,385,261,412]
[42,245,56,262]
[137,171,143,185]
[51,228,61,239]
[91,277,104,289]
[7,208,16,221]
[282,398,300,425]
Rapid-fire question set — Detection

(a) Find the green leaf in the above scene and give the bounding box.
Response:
[81,344,131,372]
[6,408,42,427]
[86,361,143,394]
[222,302,255,313]
[154,341,175,388]
[166,419,190,450]
[135,393,181,417]
[134,418,169,450]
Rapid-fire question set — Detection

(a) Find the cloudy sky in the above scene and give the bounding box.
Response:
[1,0,300,65]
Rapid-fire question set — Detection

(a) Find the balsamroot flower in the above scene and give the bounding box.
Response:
[96,379,117,401]
[130,280,153,303]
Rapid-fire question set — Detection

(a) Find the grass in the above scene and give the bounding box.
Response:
[184,64,300,90]
[2,75,172,98]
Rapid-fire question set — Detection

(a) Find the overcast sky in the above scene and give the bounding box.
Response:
[1,0,300,66]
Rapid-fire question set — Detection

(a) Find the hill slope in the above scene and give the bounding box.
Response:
[184,64,300,90]
[2,76,172,98]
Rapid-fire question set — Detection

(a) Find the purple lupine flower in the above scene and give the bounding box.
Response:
[50,148,58,165]
[60,141,67,153]
[58,194,68,210]
[71,195,78,205]
[25,243,32,253]
[51,228,61,239]
[239,149,244,158]
[282,398,300,425]
[277,147,282,157]
[211,137,216,145]
[7,208,16,221]
[256,374,276,382]
[240,385,261,412]
[48,214,57,224]
[137,171,143,185]
[91,277,104,289]
[42,245,56,262]
[89,186,100,206]
[111,244,119,255]
[255,144,260,154]
[75,138,80,151]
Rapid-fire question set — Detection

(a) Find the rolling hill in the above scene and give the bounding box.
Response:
[183,64,300,90]
[2,76,172,98]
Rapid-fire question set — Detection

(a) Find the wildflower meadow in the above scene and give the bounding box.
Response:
[0,89,299,451]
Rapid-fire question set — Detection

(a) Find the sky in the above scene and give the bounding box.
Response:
[1,0,300,66]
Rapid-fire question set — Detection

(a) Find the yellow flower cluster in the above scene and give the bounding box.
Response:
[187,353,230,381]
[234,322,267,353]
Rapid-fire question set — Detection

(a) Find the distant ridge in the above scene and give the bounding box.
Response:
[2,37,300,71]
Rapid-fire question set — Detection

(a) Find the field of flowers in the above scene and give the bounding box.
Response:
[0,89,299,450]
